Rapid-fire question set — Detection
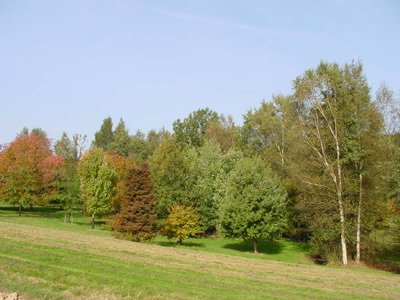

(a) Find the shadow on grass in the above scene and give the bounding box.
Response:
[223,239,284,255]
[0,205,64,218]
[156,241,205,248]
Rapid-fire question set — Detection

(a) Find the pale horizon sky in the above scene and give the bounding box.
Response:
[1,0,399,145]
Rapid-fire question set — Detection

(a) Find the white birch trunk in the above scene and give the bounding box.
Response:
[356,170,362,264]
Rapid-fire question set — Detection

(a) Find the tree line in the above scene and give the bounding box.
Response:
[0,61,399,267]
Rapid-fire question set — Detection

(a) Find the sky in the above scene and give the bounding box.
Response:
[1,0,399,145]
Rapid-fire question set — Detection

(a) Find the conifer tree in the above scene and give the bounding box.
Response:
[109,118,131,157]
[112,163,157,242]
[93,117,114,150]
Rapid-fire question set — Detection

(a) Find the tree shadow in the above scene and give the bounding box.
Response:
[156,241,205,248]
[0,205,64,218]
[223,239,284,255]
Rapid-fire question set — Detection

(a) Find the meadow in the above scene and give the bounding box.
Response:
[0,205,399,300]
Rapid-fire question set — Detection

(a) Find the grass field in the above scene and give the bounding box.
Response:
[0,205,399,299]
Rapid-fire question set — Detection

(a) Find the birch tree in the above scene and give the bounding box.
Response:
[293,62,349,265]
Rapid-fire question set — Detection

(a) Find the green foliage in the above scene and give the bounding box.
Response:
[149,139,197,217]
[111,163,157,242]
[173,107,219,147]
[93,117,114,150]
[205,114,238,152]
[219,156,287,253]
[193,140,223,232]
[53,132,87,220]
[79,148,116,217]
[108,118,131,157]
[129,130,149,164]
[146,128,171,156]
[161,205,201,244]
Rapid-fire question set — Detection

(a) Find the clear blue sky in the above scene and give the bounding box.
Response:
[1,0,399,145]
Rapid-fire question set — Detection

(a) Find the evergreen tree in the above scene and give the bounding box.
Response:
[111,163,157,242]
[109,118,131,157]
[93,117,114,150]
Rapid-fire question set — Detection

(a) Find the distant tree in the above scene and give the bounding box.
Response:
[79,148,116,229]
[30,128,48,140]
[93,117,114,150]
[205,114,238,153]
[219,156,287,254]
[106,151,131,212]
[0,133,54,214]
[111,164,157,242]
[161,205,201,245]
[20,127,29,135]
[194,140,223,232]
[173,108,219,147]
[129,130,149,164]
[54,133,87,222]
[20,127,48,140]
[240,95,296,178]
[55,132,87,161]
[149,139,197,217]
[109,118,131,157]
[146,128,171,156]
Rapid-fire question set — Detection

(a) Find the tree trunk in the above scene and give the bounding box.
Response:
[30,204,33,213]
[19,204,22,217]
[64,211,67,223]
[336,172,348,266]
[71,211,74,224]
[91,214,95,229]
[335,125,348,267]
[253,238,258,254]
[356,171,363,264]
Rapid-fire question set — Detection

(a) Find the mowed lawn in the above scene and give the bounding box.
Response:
[0,205,399,300]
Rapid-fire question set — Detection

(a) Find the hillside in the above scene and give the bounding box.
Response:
[0,208,399,299]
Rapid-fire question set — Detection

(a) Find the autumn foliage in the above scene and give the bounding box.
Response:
[161,205,201,245]
[0,133,61,210]
[111,163,157,242]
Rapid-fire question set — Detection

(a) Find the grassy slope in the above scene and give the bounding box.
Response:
[0,205,399,300]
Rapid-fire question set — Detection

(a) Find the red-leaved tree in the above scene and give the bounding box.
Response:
[111,163,157,242]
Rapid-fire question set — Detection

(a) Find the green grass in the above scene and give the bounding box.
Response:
[0,204,399,299]
[153,236,311,265]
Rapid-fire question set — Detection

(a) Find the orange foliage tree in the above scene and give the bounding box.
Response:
[106,151,135,212]
[0,133,59,214]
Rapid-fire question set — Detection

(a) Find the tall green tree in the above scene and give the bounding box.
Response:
[241,95,296,178]
[55,132,87,161]
[173,108,219,147]
[194,140,223,232]
[54,133,87,222]
[373,83,400,256]
[79,147,116,229]
[149,139,197,217]
[219,156,287,253]
[93,117,114,150]
[146,128,171,156]
[292,61,381,265]
[129,130,149,164]
[109,118,131,157]
[205,114,238,153]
